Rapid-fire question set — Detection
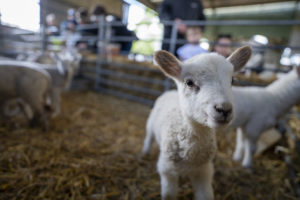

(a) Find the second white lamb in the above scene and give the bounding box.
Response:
[231,66,300,168]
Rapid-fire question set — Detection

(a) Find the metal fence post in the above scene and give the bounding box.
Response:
[41,25,48,52]
[105,20,112,62]
[169,21,178,55]
[105,21,112,43]
[163,21,178,91]
[0,14,3,50]
[95,15,106,91]
[40,0,47,52]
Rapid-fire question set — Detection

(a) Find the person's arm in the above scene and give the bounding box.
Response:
[158,0,173,21]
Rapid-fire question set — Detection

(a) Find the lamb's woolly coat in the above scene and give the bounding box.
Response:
[148,90,217,172]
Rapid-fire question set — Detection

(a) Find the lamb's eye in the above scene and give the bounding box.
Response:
[186,79,195,87]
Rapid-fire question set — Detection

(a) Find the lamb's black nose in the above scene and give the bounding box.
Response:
[214,103,232,117]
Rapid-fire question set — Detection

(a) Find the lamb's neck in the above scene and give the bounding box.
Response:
[267,71,300,116]
[177,91,214,137]
[182,114,214,137]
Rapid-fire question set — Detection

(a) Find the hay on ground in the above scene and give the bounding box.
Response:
[0,91,299,200]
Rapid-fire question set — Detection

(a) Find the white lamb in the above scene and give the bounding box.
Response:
[142,46,252,200]
[232,66,300,168]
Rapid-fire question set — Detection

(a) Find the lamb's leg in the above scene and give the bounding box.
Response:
[242,120,264,168]
[157,156,178,200]
[233,127,245,162]
[189,162,214,200]
[160,172,179,200]
[51,89,61,118]
[17,99,33,121]
[142,124,154,155]
[23,94,49,130]
[242,136,257,168]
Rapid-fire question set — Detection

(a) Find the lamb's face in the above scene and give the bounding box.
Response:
[155,46,251,129]
[176,54,235,128]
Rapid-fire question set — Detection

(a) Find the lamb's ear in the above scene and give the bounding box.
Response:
[154,50,181,78]
[227,46,252,72]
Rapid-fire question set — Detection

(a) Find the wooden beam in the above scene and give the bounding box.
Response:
[144,0,295,9]
[138,0,157,9]
[202,0,294,8]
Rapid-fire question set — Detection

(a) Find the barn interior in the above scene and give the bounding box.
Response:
[0,0,300,199]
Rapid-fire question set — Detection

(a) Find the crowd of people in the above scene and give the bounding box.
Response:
[45,4,135,53]
[44,1,233,59]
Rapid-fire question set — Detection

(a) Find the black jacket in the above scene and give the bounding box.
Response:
[158,0,206,21]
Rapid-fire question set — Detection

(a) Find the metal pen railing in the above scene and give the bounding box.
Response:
[86,19,299,106]
[1,17,300,105]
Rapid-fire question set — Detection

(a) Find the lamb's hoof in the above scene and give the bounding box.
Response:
[51,111,60,119]
[42,124,50,132]
[242,166,253,173]
[232,153,242,162]
[140,151,149,159]
[137,153,149,163]
[242,162,253,170]
[29,119,38,128]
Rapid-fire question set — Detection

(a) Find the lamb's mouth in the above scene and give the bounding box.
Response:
[212,117,232,125]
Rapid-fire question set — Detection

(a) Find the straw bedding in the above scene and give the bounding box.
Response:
[0,91,299,200]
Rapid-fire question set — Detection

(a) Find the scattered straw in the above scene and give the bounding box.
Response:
[0,91,299,199]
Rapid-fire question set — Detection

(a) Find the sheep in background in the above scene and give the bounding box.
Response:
[0,60,52,129]
[0,49,81,124]
[59,49,82,78]
[142,46,251,200]
[3,55,67,118]
[40,61,72,117]
[5,50,80,119]
[34,52,77,117]
[232,66,300,168]
[24,49,82,78]
[19,50,81,117]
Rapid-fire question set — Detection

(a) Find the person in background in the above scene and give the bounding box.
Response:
[74,8,91,50]
[89,4,136,54]
[60,8,77,35]
[85,4,107,36]
[45,13,59,36]
[158,0,206,57]
[90,4,106,23]
[76,8,90,25]
[213,34,232,58]
[177,26,208,61]
[69,5,106,51]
